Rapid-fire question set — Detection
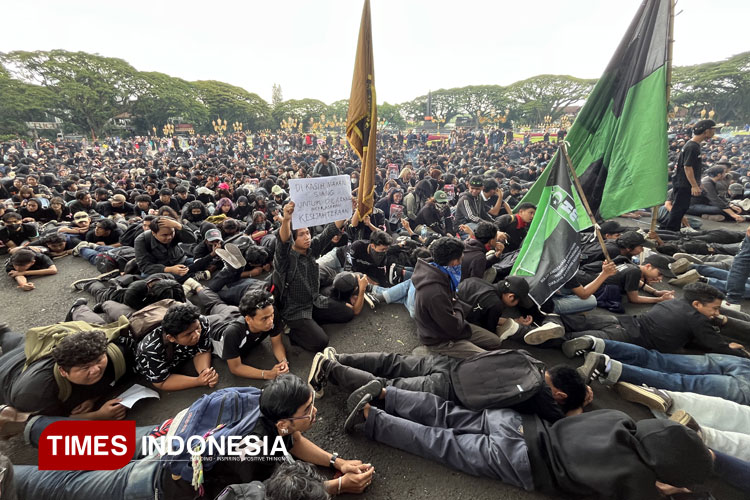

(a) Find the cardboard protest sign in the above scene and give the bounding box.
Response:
[288,175,353,228]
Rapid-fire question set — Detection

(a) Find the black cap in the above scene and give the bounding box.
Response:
[333,272,358,295]
[643,253,676,278]
[499,276,533,308]
[693,119,719,135]
[599,221,627,236]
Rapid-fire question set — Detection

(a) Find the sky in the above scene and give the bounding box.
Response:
[2,0,748,105]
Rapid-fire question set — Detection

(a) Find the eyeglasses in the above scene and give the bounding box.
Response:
[286,391,315,421]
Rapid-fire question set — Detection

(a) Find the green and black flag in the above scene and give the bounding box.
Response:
[518,0,670,224]
[512,148,585,307]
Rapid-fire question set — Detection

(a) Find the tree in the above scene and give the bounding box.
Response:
[0,66,55,136]
[271,98,329,130]
[507,75,595,125]
[672,52,750,124]
[454,85,511,125]
[131,72,208,134]
[378,102,405,129]
[327,99,349,121]
[401,89,462,123]
[271,83,283,108]
[1,50,141,138]
[192,80,273,132]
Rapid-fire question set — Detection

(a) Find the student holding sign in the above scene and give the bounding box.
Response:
[273,201,351,352]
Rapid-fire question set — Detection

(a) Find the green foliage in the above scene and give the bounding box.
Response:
[506,75,595,125]
[131,72,208,133]
[271,83,283,108]
[671,52,750,124]
[271,98,329,129]
[192,80,273,132]
[0,66,55,135]
[378,102,405,128]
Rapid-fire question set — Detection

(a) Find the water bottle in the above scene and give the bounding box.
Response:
[420,226,428,239]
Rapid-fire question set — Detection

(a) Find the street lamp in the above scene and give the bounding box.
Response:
[543,115,552,129]
[700,108,707,119]
[152,126,157,137]
[708,109,715,120]
[433,115,446,133]
[232,121,243,133]
[162,123,174,137]
[212,118,228,135]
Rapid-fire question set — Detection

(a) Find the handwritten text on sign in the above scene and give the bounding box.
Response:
[289,175,352,228]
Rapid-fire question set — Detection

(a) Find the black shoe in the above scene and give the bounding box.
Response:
[388,264,404,285]
[363,293,380,309]
[0,323,9,335]
[307,352,329,398]
[614,382,673,412]
[96,270,120,281]
[523,322,565,345]
[669,410,703,439]
[562,336,595,358]
[70,277,100,291]
[92,303,105,314]
[346,380,383,414]
[344,393,371,434]
[577,352,610,384]
[65,298,88,322]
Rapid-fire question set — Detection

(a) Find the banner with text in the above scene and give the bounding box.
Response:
[288,175,353,228]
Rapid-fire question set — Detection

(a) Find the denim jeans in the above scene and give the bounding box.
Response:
[15,416,161,500]
[693,264,750,299]
[726,234,750,304]
[603,340,750,405]
[551,290,597,314]
[651,390,750,461]
[375,279,416,317]
[79,245,114,265]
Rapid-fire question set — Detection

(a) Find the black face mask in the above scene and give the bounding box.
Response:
[369,247,386,265]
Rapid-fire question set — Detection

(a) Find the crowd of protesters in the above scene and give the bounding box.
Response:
[0,122,749,499]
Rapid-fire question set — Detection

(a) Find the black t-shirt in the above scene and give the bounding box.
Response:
[0,223,38,246]
[673,140,702,188]
[581,262,640,294]
[350,240,387,284]
[209,318,280,361]
[5,252,53,273]
[85,227,123,245]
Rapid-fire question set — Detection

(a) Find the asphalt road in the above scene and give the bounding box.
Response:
[0,216,746,499]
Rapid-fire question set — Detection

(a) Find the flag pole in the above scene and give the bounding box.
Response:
[560,142,612,262]
[649,0,675,241]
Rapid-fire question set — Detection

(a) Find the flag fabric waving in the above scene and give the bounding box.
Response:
[512,148,586,307]
[346,0,377,218]
[518,0,670,224]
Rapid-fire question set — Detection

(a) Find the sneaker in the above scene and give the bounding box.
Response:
[722,300,741,312]
[216,248,244,270]
[388,263,404,285]
[614,382,673,412]
[562,336,595,358]
[669,258,692,276]
[497,318,520,341]
[96,269,120,281]
[482,266,497,283]
[225,243,246,266]
[672,253,704,264]
[70,276,100,291]
[308,352,328,398]
[65,297,88,322]
[701,214,725,222]
[72,241,96,256]
[0,405,32,439]
[344,393,371,434]
[740,199,750,212]
[323,346,338,362]
[363,293,379,309]
[577,352,611,384]
[523,322,565,346]
[193,270,211,281]
[669,409,703,438]
[182,278,201,297]
[668,269,701,287]
[346,380,383,414]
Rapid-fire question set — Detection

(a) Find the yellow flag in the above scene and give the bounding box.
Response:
[346,0,377,218]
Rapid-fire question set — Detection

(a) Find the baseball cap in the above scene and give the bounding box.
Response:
[205,229,223,242]
[433,190,449,204]
[271,185,286,196]
[498,276,533,308]
[333,272,358,295]
[110,194,126,203]
[73,211,90,221]
[469,176,484,188]
[643,254,676,278]
[599,220,627,236]
[693,119,721,135]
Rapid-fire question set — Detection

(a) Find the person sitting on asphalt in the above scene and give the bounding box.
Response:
[523,281,749,357]
[349,229,392,285]
[343,385,715,499]
[459,221,505,281]
[308,347,591,423]
[412,236,515,358]
[456,275,535,340]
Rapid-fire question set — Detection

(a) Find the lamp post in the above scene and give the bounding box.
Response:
[232,121,243,133]
[212,118,227,135]
[152,126,157,137]
[162,123,174,137]
[708,109,715,120]
[433,115,445,133]
[543,115,552,130]
[700,108,707,119]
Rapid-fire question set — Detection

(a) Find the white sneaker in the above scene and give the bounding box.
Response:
[722,300,741,312]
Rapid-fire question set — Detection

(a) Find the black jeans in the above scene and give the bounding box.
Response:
[329,352,458,401]
[286,301,352,352]
[559,314,642,344]
[661,185,692,231]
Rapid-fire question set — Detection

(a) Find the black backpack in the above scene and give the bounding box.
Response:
[456,277,501,323]
[451,349,546,410]
[95,246,136,273]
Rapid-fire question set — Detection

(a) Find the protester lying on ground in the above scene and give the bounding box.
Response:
[5,247,57,291]
[308,348,591,423]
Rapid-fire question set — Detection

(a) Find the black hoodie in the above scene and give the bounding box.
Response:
[523,410,712,499]
[412,258,471,345]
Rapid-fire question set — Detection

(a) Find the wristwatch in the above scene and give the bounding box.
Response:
[329,452,339,468]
